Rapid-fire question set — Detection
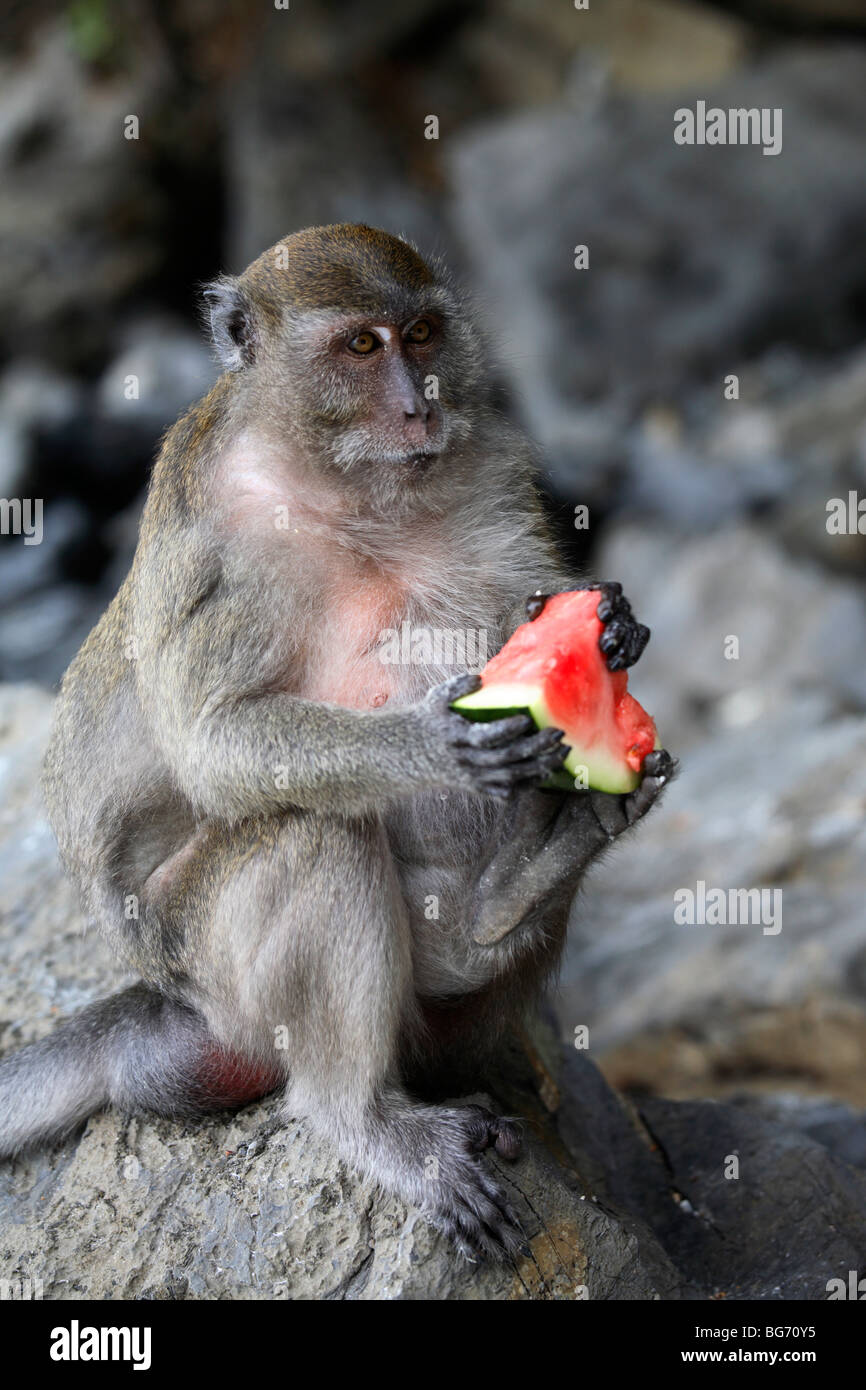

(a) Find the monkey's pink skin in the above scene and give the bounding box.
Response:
[453,590,658,794]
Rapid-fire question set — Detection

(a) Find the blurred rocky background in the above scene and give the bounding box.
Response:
[2,0,866,1297]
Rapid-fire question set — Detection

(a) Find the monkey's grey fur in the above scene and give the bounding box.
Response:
[0,226,673,1260]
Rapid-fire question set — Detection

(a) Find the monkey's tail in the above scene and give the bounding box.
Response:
[0,984,283,1158]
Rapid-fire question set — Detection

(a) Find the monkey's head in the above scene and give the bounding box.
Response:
[203,225,487,509]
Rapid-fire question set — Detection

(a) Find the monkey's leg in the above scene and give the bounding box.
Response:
[199,810,526,1261]
[0,983,281,1157]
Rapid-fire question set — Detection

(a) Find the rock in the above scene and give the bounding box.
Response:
[0,362,85,498]
[755,0,866,25]
[574,0,749,93]
[616,346,866,560]
[0,586,102,686]
[3,682,866,1299]
[634,1093,866,1300]
[0,500,89,610]
[96,317,215,432]
[730,1092,866,1171]
[593,521,866,744]
[223,8,449,273]
[449,46,866,499]
[0,23,171,369]
[0,322,213,686]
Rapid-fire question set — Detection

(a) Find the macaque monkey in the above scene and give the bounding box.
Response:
[0,225,673,1259]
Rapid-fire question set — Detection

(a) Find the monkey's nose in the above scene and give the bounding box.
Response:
[403,404,431,422]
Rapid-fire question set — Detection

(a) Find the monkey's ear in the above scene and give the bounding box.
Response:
[201,277,256,371]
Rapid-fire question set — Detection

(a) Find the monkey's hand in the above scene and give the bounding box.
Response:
[422,674,570,802]
[526,582,649,672]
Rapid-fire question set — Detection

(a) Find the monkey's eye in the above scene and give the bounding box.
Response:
[405,319,433,344]
[347,331,381,356]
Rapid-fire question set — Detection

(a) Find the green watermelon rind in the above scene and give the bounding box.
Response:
[451,682,642,795]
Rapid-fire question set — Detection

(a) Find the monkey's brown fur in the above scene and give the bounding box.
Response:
[0,225,671,1259]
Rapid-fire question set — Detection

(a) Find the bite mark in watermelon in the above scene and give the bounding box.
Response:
[452,590,659,794]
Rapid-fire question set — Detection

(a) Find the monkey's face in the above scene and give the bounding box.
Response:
[290,306,477,485]
[204,227,486,511]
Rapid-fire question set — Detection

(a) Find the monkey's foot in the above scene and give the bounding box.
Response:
[588,748,677,839]
[596,581,650,672]
[420,1106,528,1262]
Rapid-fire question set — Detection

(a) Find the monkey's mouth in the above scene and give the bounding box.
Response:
[405,449,439,470]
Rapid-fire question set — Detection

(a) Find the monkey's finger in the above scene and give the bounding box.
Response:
[463,1104,500,1153]
[428,1211,480,1263]
[434,1196,497,1260]
[595,580,623,618]
[525,592,551,621]
[623,779,662,826]
[472,758,570,798]
[617,621,650,670]
[429,672,481,710]
[451,713,535,748]
[483,785,513,801]
[594,586,631,619]
[473,749,571,796]
[470,1196,528,1259]
[599,617,631,655]
[458,727,564,767]
[601,619,650,672]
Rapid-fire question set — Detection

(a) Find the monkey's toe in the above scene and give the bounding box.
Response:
[622,749,678,825]
[428,1157,527,1263]
[463,1104,523,1161]
[643,748,677,780]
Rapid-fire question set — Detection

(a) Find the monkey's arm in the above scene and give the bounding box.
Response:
[133,544,567,821]
[470,751,675,945]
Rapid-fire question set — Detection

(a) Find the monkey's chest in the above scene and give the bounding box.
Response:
[299,581,412,710]
[293,555,482,710]
[303,648,397,710]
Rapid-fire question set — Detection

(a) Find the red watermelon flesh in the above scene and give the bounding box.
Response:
[452,589,658,793]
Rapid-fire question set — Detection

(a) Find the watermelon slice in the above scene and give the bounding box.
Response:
[452,589,659,794]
